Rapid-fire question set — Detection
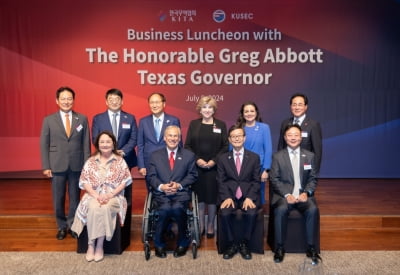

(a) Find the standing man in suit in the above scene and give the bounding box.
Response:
[40,86,91,240]
[137,92,181,184]
[147,125,197,258]
[91,88,138,170]
[277,93,322,174]
[270,124,320,264]
[216,125,261,260]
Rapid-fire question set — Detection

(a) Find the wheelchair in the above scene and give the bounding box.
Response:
[142,191,201,260]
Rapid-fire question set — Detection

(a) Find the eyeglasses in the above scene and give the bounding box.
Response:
[107,97,122,103]
[229,135,244,139]
[291,103,305,107]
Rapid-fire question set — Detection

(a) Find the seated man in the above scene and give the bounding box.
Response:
[216,125,261,260]
[147,125,198,258]
[269,124,321,264]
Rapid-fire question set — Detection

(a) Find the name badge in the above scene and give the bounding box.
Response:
[76,124,83,132]
[301,131,308,138]
[213,128,221,134]
[122,123,130,129]
[304,164,312,170]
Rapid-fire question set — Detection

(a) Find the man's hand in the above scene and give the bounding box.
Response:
[286,194,297,204]
[242,198,256,211]
[161,182,178,195]
[298,192,308,202]
[221,198,235,209]
[139,168,147,176]
[43,169,52,178]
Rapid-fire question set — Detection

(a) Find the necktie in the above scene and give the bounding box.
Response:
[169,151,175,170]
[294,118,300,125]
[291,150,301,198]
[235,152,242,199]
[155,118,161,141]
[112,113,118,140]
[65,113,71,137]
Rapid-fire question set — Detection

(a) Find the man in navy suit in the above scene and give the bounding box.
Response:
[277,93,322,174]
[137,92,181,183]
[147,125,197,258]
[91,88,138,169]
[40,87,91,240]
[270,124,320,264]
[216,125,261,260]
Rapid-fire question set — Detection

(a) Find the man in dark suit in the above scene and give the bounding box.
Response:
[137,92,181,184]
[277,93,322,174]
[40,87,91,240]
[147,125,197,258]
[270,124,320,264]
[216,125,261,260]
[91,88,138,169]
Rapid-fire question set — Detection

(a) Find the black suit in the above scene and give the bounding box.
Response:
[277,116,322,174]
[147,147,197,248]
[269,148,319,248]
[216,149,260,244]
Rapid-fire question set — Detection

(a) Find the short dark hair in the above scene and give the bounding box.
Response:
[93,130,119,156]
[106,88,123,99]
[228,124,246,137]
[284,124,302,134]
[148,92,166,102]
[290,93,308,105]
[56,86,75,99]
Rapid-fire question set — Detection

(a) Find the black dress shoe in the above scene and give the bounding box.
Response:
[56,229,67,240]
[68,229,78,239]
[223,244,237,259]
[273,247,285,263]
[173,246,187,258]
[306,247,322,264]
[206,233,215,239]
[239,242,252,260]
[155,247,167,258]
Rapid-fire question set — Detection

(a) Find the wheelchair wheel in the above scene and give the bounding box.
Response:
[192,243,198,259]
[191,193,201,247]
[141,192,152,243]
[144,242,151,261]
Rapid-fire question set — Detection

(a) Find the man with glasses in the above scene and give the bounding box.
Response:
[277,93,322,174]
[216,125,261,260]
[92,88,138,170]
[137,92,181,186]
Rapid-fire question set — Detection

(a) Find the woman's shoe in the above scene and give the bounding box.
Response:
[85,245,95,262]
[94,247,104,262]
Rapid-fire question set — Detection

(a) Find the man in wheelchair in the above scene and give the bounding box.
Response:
[147,125,198,258]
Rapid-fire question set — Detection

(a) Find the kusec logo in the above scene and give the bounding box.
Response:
[213,10,226,23]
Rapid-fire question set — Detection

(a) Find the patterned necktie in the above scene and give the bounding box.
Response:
[169,151,175,170]
[65,113,71,137]
[235,152,242,199]
[112,113,118,140]
[291,150,301,198]
[294,118,300,125]
[155,118,161,141]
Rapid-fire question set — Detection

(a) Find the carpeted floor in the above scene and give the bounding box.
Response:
[1,251,399,275]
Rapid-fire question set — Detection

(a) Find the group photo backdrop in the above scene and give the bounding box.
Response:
[1,0,399,178]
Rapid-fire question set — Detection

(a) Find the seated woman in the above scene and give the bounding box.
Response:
[71,131,132,262]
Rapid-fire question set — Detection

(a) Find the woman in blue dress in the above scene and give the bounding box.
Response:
[236,101,272,204]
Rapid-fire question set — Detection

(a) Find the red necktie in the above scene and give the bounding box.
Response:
[169,151,175,170]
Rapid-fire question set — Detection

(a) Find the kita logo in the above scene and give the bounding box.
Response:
[213,10,225,23]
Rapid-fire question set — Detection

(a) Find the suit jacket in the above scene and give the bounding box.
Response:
[92,110,138,168]
[216,149,261,206]
[147,147,198,202]
[269,148,317,206]
[40,111,91,173]
[184,118,229,161]
[277,116,322,174]
[137,113,181,169]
